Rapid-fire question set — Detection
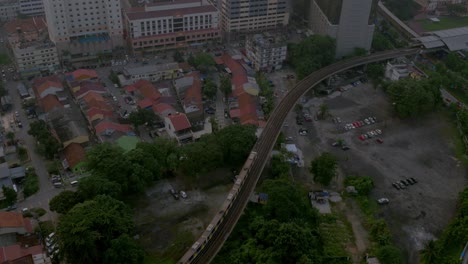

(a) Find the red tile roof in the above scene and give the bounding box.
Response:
[125,85,138,93]
[86,107,114,121]
[0,212,28,229]
[168,113,191,131]
[82,91,104,103]
[138,98,154,109]
[75,83,106,98]
[214,56,224,65]
[152,103,175,115]
[33,75,61,89]
[71,69,98,81]
[137,83,161,102]
[221,54,247,95]
[95,121,132,135]
[183,72,202,110]
[238,93,258,125]
[0,245,43,263]
[64,143,86,169]
[229,109,241,118]
[40,94,63,113]
[86,99,113,112]
[35,81,63,97]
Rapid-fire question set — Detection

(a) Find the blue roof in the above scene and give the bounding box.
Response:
[259,193,269,201]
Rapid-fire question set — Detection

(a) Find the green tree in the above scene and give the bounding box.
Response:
[2,186,17,206]
[384,0,418,20]
[128,108,160,130]
[318,103,328,120]
[420,240,439,264]
[57,195,136,264]
[216,124,257,165]
[344,176,374,196]
[77,176,122,200]
[6,131,15,145]
[180,134,223,176]
[447,3,466,16]
[136,138,180,176]
[27,120,61,159]
[372,32,393,51]
[49,191,82,214]
[376,245,404,264]
[288,35,336,79]
[310,152,337,186]
[367,63,385,85]
[220,75,232,101]
[203,77,217,99]
[173,50,184,63]
[386,79,442,118]
[270,155,290,178]
[189,53,215,73]
[103,235,144,264]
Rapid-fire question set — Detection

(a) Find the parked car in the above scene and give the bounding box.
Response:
[405,178,414,185]
[179,191,188,199]
[169,189,179,200]
[400,180,409,186]
[410,177,418,184]
[392,183,401,190]
[376,138,384,144]
[377,198,390,204]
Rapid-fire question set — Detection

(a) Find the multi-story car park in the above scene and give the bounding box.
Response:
[123,0,220,53]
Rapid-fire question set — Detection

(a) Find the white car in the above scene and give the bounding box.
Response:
[15,111,19,117]
[377,198,389,204]
[179,191,188,199]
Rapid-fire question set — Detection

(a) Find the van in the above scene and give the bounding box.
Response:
[53,182,62,188]
[70,180,78,186]
[47,232,55,240]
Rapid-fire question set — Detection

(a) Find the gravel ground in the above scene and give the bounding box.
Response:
[287,83,467,263]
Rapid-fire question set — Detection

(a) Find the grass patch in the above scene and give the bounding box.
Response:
[319,213,353,259]
[145,230,193,264]
[418,16,468,31]
[23,171,39,197]
[0,53,10,65]
[440,109,468,165]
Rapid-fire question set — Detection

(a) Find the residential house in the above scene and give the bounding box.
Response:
[66,69,99,83]
[174,72,203,123]
[121,63,179,84]
[63,143,86,172]
[33,80,63,99]
[74,83,106,100]
[152,103,176,118]
[86,108,114,124]
[0,212,50,263]
[39,94,64,113]
[164,112,193,144]
[48,108,89,148]
[94,121,134,143]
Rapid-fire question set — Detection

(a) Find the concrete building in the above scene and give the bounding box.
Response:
[42,0,124,58]
[308,0,375,58]
[121,63,179,84]
[164,112,193,144]
[123,0,220,53]
[0,0,19,22]
[4,17,60,77]
[18,0,44,16]
[217,0,290,35]
[245,32,287,71]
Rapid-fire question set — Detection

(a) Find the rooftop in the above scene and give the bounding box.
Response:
[63,143,86,169]
[167,112,191,131]
[40,94,63,113]
[123,63,179,76]
[4,17,47,36]
[0,212,29,229]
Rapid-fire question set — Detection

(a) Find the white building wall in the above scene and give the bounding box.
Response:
[0,0,19,21]
[19,0,44,16]
[13,44,60,74]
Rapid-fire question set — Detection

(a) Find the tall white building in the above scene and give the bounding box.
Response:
[217,0,290,34]
[245,32,287,71]
[124,0,220,53]
[19,0,44,16]
[43,0,123,57]
[308,0,375,58]
[0,0,19,21]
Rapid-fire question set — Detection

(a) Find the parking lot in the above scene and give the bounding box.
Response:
[288,82,467,263]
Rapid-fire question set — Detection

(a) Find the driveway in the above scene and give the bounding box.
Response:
[5,80,61,222]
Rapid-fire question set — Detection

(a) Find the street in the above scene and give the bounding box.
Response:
[5,80,60,222]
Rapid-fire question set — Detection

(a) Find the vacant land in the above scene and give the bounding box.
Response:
[134,171,233,263]
[287,83,467,263]
[418,16,468,31]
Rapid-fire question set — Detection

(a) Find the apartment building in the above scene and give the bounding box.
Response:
[19,0,44,16]
[0,0,19,21]
[123,0,220,53]
[43,0,123,57]
[217,0,290,34]
[308,0,375,58]
[5,17,60,76]
[245,32,287,71]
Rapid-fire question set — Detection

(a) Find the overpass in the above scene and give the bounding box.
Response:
[179,48,420,264]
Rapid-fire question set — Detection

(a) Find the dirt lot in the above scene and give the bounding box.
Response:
[285,83,467,263]
[133,170,233,262]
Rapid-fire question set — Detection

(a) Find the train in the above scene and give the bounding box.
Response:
[178,151,258,264]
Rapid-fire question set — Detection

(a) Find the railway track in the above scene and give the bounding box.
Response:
[182,48,420,264]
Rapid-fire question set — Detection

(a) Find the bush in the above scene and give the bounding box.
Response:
[31,207,47,217]
[344,176,374,196]
[23,172,39,197]
[377,245,404,264]
[370,219,392,246]
[35,221,55,237]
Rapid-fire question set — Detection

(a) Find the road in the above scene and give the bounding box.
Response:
[5,80,61,221]
[179,48,420,264]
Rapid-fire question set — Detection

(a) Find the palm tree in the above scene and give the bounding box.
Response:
[420,240,439,264]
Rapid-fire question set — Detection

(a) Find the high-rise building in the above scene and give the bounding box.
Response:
[308,0,375,58]
[245,32,287,71]
[217,0,290,34]
[43,0,123,58]
[19,0,44,16]
[123,0,220,53]
[0,0,19,22]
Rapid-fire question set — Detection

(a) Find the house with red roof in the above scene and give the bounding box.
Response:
[86,108,114,124]
[63,142,86,172]
[94,120,134,143]
[174,72,203,122]
[40,94,64,113]
[153,103,176,117]
[66,69,98,83]
[164,112,193,144]
[74,83,106,99]
[0,212,49,263]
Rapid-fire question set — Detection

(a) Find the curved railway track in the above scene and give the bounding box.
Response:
[180,48,420,264]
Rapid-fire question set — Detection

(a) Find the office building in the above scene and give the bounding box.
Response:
[43,0,123,58]
[123,0,220,53]
[0,0,19,21]
[5,17,60,76]
[19,0,44,16]
[217,0,290,34]
[245,32,287,71]
[308,0,375,58]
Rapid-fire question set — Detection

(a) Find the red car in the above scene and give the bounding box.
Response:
[376,139,383,144]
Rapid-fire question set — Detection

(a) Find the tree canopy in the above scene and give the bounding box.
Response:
[220,75,233,100]
[203,77,217,99]
[128,108,160,129]
[49,190,82,214]
[310,152,337,186]
[2,186,16,206]
[188,53,215,73]
[344,176,374,196]
[28,120,61,159]
[383,0,419,20]
[386,79,442,118]
[57,195,138,264]
[288,35,336,79]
